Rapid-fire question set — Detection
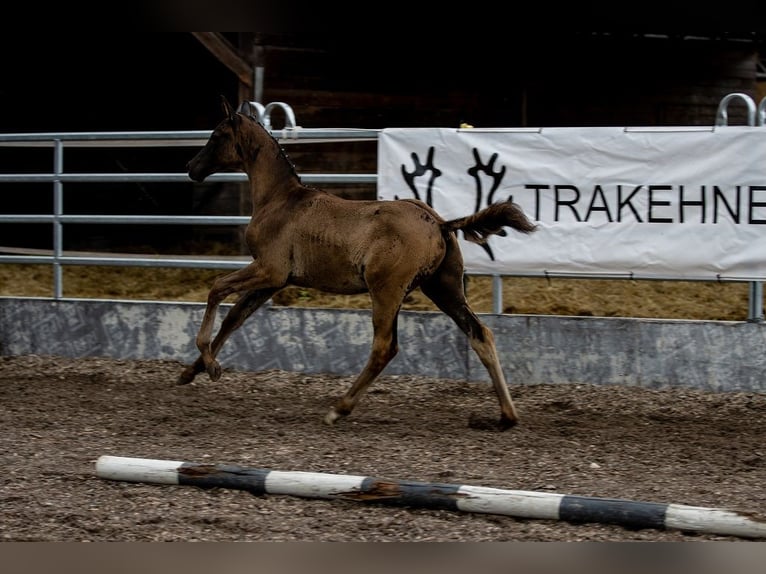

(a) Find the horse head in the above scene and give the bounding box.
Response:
[187,96,298,187]
[187,96,250,183]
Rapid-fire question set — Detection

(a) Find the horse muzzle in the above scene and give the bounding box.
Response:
[186,161,210,183]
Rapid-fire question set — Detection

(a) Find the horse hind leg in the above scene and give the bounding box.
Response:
[324,293,402,425]
[421,277,519,430]
[469,321,519,429]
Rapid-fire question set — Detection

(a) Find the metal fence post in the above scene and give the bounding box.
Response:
[52,139,64,299]
[716,93,763,322]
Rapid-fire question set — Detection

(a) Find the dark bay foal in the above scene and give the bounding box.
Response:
[178,97,537,429]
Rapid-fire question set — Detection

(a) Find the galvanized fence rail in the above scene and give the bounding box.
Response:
[0,109,379,297]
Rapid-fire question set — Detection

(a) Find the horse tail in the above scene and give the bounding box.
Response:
[441,201,537,245]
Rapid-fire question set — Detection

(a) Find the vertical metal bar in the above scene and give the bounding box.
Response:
[254,66,264,104]
[753,97,766,320]
[716,93,761,320]
[750,282,764,321]
[52,140,64,299]
[749,282,764,321]
[492,275,503,314]
[758,96,766,126]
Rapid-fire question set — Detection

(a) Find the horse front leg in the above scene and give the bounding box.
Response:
[195,294,227,382]
[179,262,278,384]
[177,287,279,385]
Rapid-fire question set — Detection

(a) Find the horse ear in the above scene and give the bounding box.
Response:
[220,95,235,118]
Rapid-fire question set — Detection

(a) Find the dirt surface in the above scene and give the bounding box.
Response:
[2,354,765,542]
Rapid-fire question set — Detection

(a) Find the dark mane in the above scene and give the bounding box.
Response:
[247,115,302,181]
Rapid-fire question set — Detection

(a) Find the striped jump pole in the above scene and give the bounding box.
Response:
[95,455,766,540]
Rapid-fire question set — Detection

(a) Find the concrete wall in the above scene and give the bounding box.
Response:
[2,296,765,393]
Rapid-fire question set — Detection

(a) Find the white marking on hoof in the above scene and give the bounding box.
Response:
[323,409,341,425]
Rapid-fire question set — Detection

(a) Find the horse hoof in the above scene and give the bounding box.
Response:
[323,409,342,426]
[176,366,198,385]
[468,413,518,431]
[498,415,518,431]
[206,361,222,381]
[176,373,194,385]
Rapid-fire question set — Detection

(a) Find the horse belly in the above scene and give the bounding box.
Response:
[289,254,368,294]
[290,272,368,294]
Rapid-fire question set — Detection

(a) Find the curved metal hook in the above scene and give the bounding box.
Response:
[238,101,266,122]
[715,92,756,126]
[262,102,297,129]
[758,97,766,126]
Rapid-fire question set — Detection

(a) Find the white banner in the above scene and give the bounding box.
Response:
[377,126,766,280]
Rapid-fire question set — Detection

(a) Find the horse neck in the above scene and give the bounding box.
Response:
[240,123,303,207]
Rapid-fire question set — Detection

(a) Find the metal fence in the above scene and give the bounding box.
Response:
[0,101,377,296]
[0,98,764,320]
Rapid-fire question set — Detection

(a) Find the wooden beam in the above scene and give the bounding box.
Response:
[191,32,253,88]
